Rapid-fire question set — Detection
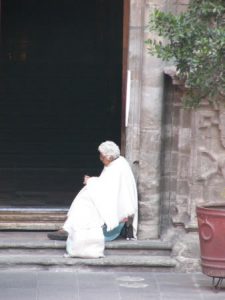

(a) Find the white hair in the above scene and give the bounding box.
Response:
[98,141,120,160]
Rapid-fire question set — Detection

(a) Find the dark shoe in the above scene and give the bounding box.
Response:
[126,224,134,240]
[47,230,68,241]
[120,224,134,240]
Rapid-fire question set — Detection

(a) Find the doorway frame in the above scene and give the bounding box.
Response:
[121,0,130,155]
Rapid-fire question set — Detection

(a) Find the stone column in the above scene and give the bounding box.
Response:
[125,0,144,171]
[126,0,170,239]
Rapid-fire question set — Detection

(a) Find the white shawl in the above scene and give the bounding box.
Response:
[86,156,138,237]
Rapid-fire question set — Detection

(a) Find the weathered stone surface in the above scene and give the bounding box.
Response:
[138,223,160,240]
[139,197,160,222]
[0,254,177,269]
[159,70,225,270]
[141,88,163,129]
[130,0,145,27]
[0,231,176,270]
[172,232,201,272]
[126,0,222,272]
[127,0,191,242]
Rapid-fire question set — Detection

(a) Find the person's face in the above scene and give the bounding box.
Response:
[99,153,111,166]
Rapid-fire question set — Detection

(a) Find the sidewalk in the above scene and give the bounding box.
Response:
[0,269,224,300]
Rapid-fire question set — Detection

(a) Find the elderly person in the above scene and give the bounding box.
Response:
[48,141,138,258]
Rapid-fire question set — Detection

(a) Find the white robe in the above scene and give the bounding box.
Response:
[63,156,138,257]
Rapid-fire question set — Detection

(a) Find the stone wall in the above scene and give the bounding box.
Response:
[160,73,225,271]
[169,96,225,231]
[126,0,172,240]
[125,0,225,271]
[126,0,189,240]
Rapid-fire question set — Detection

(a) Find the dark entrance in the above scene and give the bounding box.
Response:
[0,0,124,208]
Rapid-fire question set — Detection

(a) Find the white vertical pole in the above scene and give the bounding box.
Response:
[125,70,131,127]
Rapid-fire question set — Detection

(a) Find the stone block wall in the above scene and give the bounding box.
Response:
[126,0,167,239]
[125,0,225,271]
[162,77,225,232]
[160,73,225,270]
[126,0,189,240]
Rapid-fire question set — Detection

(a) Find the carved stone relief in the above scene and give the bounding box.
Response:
[169,100,225,230]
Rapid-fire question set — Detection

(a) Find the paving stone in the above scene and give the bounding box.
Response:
[0,269,224,299]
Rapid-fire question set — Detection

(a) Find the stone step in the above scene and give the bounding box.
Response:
[0,239,173,256]
[0,208,67,230]
[0,213,66,222]
[0,254,177,271]
[0,231,176,270]
[0,222,64,230]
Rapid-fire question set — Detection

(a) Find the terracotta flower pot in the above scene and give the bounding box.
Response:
[196,205,225,278]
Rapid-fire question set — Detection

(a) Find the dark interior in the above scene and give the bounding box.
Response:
[0,0,123,207]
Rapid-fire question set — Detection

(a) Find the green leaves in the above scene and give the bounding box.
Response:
[145,0,225,107]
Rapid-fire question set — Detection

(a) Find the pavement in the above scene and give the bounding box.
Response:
[0,269,225,300]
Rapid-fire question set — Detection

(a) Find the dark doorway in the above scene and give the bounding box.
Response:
[0,0,124,207]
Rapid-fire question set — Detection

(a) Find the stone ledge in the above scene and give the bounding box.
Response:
[0,254,177,268]
[0,223,63,230]
[106,240,173,250]
[0,239,173,250]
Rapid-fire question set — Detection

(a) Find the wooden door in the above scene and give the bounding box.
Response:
[0,0,124,208]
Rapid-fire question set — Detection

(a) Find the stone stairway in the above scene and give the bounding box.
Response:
[0,208,68,230]
[0,231,177,271]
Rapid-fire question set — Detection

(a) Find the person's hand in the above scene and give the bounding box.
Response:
[83,175,90,185]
